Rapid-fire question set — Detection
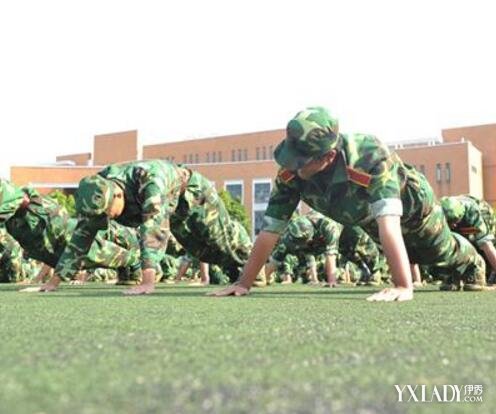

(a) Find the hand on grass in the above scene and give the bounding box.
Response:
[123,283,155,295]
[39,283,58,292]
[18,286,43,293]
[207,284,249,297]
[366,287,413,302]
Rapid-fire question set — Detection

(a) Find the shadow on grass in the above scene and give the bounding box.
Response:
[11,286,442,299]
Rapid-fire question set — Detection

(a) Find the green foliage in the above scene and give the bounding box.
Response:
[218,189,251,234]
[47,190,76,217]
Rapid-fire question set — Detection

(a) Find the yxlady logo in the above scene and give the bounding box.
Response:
[395,385,483,403]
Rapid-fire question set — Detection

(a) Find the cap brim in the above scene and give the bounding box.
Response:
[274,140,312,171]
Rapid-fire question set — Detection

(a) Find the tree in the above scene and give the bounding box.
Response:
[218,189,251,234]
[48,190,76,217]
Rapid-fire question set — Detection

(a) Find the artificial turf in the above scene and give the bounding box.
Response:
[0,283,494,414]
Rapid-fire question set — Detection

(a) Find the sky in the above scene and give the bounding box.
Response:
[1,0,495,178]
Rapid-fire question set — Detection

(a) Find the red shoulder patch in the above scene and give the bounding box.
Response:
[457,226,479,235]
[278,169,296,183]
[346,167,372,188]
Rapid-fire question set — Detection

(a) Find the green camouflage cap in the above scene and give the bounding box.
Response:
[441,197,465,226]
[75,175,114,216]
[274,107,340,171]
[288,217,314,242]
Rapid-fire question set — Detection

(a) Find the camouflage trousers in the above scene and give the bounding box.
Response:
[170,178,251,281]
[337,258,389,285]
[363,173,486,287]
[276,254,326,283]
[179,254,235,285]
[0,249,24,283]
[399,176,484,286]
[77,224,142,282]
[338,251,389,285]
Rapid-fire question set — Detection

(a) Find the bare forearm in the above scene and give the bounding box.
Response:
[481,242,496,272]
[239,231,279,289]
[264,261,277,279]
[141,268,156,285]
[410,263,421,283]
[199,262,210,284]
[325,255,337,281]
[377,216,412,289]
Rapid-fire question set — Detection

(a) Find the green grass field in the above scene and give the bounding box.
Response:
[0,283,494,414]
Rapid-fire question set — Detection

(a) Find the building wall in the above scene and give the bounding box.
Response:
[143,129,285,164]
[9,124,493,231]
[442,124,496,206]
[56,153,92,166]
[467,143,484,199]
[395,142,482,199]
[11,166,100,194]
[93,130,138,166]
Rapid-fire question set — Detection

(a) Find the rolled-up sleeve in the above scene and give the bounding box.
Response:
[262,172,300,234]
[366,157,403,219]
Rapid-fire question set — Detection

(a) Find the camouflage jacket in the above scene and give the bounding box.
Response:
[0,180,75,267]
[271,212,341,269]
[448,196,495,247]
[262,133,424,236]
[339,225,382,264]
[55,160,184,276]
[0,180,139,278]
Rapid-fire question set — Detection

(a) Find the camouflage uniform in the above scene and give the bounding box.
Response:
[441,195,496,278]
[86,268,118,282]
[262,107,486,290]
[441,195,495,248]
[338,226,389,285]
[269,211,341,283]
[178,253,231,285]
[0,228,25,283]
[170,170,252,280]
[158,234,187,283]
[0,179,141,281]
[274,252,328,283]
[63,160,250,282]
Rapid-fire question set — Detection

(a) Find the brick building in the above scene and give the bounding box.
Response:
[11,123,495,237]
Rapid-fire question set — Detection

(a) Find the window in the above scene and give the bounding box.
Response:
[436,163,442,183]
[225,180,243,203]
[252,179,272,238]
[238,149,242,161]
[231,150,236,162]
[195,154,199,164]
[218,151,222,162]
[188,154,193,164]
[262,146,267,160]
[256,147,260,160]
[269,145,273,159]
[243,149,248,161]
[182,154,187,163]
[254,182,271,204]
[212,152,217,163]
[445,162,451,183]
[206,152,210,163]
[419,165,425,175]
